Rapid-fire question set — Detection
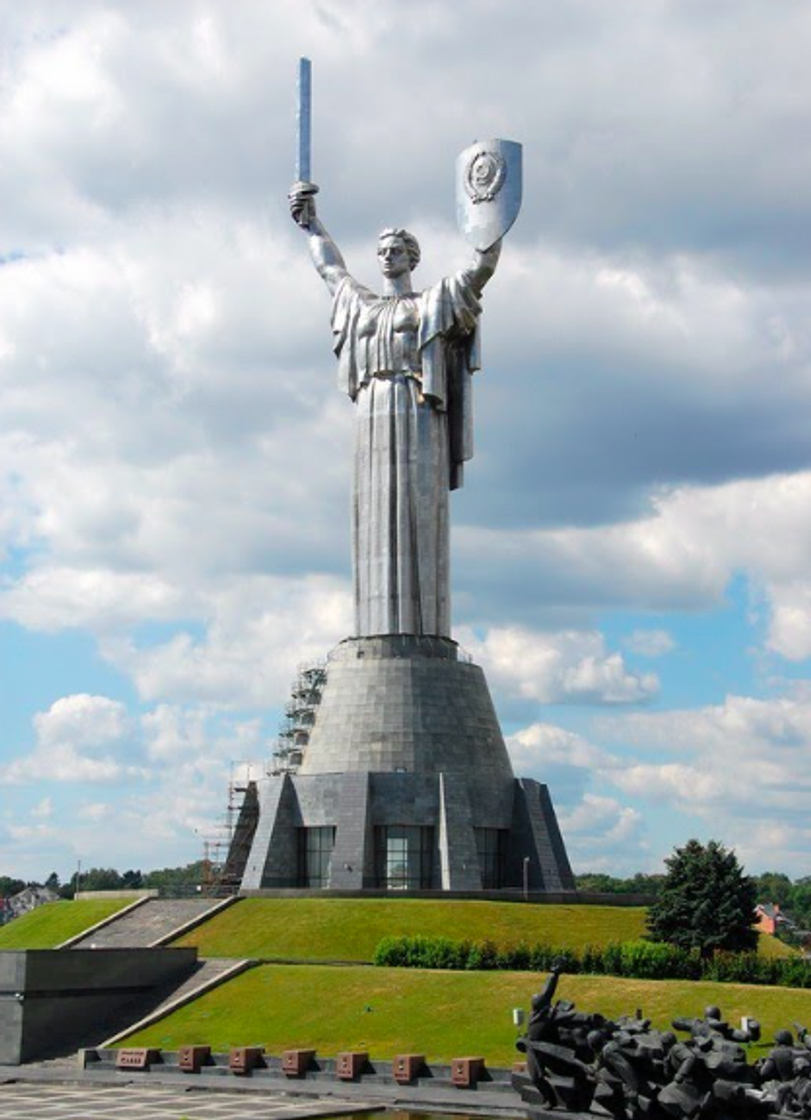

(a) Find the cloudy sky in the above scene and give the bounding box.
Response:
[3,0,811,883]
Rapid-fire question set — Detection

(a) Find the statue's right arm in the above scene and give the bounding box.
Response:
[289,183,348,297]
[306,216,349,296]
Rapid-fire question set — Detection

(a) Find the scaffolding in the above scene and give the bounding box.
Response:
[270,660,326,774]
[199,761,262,895]
[199,663,326,892]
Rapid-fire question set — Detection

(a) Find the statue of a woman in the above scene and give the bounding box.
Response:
[290,183,501,639]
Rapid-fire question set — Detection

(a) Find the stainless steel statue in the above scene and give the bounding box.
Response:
[289,60,522,638]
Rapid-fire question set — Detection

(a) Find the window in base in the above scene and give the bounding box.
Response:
[374,825,434,890]
[476,828,507,889]
[298,826,336,888]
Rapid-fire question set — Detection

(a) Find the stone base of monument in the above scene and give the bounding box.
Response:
[236,636,575,893]
[0,948,197,1064]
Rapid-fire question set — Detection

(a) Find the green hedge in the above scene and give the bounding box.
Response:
[373,936,811,989]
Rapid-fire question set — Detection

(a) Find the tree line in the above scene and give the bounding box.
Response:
[0,861,208,900]
[576,868,811,928]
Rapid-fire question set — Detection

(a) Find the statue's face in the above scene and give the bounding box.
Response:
[377,235,410,279]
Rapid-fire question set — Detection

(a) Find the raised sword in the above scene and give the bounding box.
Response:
[292,56,318,226]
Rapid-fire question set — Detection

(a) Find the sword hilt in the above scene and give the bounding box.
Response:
[289,180,319,229]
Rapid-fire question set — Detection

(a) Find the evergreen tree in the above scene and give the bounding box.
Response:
[647,839,758,958]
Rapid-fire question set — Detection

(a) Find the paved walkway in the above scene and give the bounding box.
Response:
[0,1082,375,1120]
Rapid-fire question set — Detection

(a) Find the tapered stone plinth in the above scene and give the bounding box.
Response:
[299,636,514,817]
[237,636,575,894]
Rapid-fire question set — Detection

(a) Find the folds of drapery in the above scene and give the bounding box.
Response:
[353,374,450,637]
[331,270,482,490]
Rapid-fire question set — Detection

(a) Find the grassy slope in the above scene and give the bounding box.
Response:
[0,898,138,949]
[124,963,811,1065]
[758,934,796,958]
[174,898,649,960]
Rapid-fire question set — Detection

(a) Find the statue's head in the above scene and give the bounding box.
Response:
[377,227,421,278]
[775,1029,794,1047]
[704,1006,721,1021]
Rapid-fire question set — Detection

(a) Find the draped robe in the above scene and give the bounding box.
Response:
[331,267,483,638]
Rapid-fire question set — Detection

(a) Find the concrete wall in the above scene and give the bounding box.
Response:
[0,948,197,1065]
[0,952,26,1065]
[76,890,159,900]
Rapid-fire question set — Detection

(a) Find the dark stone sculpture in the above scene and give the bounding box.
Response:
[513,971,811,1120]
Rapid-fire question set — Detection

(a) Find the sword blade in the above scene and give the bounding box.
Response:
[296,57,312,182]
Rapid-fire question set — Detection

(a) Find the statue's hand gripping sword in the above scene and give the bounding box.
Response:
[290,57,318,228]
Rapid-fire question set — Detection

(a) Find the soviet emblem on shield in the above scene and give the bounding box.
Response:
[465,149,507,203]
[456,138,523,251]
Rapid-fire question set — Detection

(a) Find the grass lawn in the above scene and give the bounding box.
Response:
[0,898,138,949]
[173,898,649,960]
[123,963,811,1065]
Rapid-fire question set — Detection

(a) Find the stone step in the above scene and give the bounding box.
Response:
[69,898,230,949]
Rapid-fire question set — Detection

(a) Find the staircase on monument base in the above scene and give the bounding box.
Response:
[68,898,230,949]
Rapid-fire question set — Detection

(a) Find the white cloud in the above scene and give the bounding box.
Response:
[460,626,659,706]
[111,574,352,707]
[561,793,644,845]
[0,566,189,633]
[79,802,113,822]
[558,794,648,873]
[508,696,811,875]
[34,694,131,751]
[459,471,811,661]
[623,629,676,658]
[30,797,53,819]
[141,704,264,768]
[596,694,811,865]
[507,722,615,774]
[6,822,58,843]
[603,694,811,757]
[767,582,811,661]
[0,694,147,785]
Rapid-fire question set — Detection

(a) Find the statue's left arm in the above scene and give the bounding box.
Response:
[460,239,502,297]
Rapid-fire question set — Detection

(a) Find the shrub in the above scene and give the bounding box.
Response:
[616,939,700,980]
[466,938,499,971]
[372,934,811,990]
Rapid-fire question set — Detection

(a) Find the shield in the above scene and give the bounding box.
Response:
[456,138,522,251]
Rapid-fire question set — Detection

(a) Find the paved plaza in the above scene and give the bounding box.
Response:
[0,1081,375,1120]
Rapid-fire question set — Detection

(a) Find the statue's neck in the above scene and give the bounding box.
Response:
[382,273,413,297]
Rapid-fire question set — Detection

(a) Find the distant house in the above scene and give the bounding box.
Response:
[755,902,792,936]
[5,885,58,921]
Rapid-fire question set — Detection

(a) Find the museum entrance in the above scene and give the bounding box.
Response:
[374,825,434,890]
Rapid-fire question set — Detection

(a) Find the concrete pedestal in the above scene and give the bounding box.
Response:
[237,636,574,893]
